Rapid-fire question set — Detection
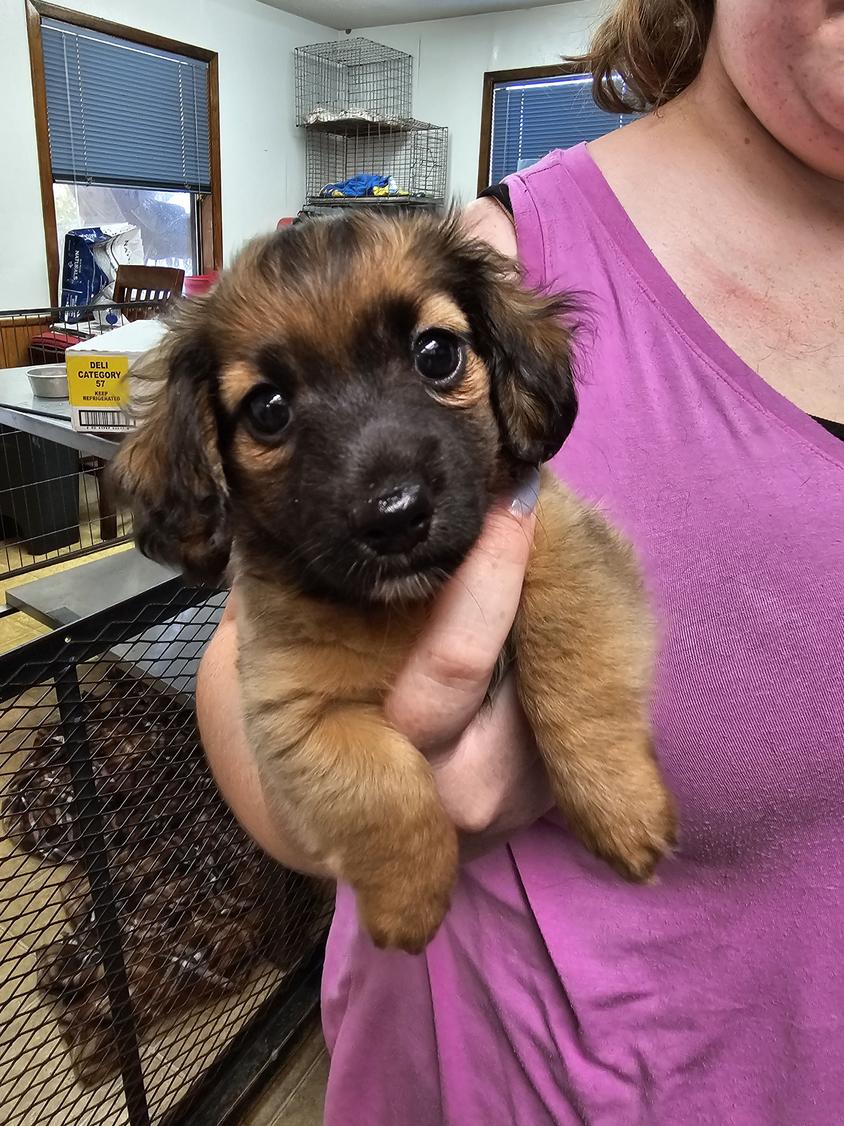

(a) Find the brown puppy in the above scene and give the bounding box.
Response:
[111,211,676,953]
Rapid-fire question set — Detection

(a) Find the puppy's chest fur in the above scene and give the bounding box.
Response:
[234,568,433,715]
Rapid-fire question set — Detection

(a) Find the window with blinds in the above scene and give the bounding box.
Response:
[42,17,211,192]
[38,16,215,277]
[487,73,629,186]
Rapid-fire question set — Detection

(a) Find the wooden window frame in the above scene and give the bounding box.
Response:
[477,63,583,195]
[25,0,223,304]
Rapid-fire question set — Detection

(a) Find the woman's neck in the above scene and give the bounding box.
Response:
[591,37,844,265]
[667,46,844,225]
[588,44,844,422]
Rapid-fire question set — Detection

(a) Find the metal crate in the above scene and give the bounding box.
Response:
[0,578,331,1125]
[0,302,167,580]
[305,119,448,206]
[0,426,129,579]
[295,37,413,128]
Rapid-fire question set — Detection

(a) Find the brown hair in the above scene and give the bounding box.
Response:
[571,0,715,114]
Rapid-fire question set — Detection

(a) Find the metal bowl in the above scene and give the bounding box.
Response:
[27,364,68,399]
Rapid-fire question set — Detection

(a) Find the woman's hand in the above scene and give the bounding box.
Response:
[385,473,553,855]
[196,473,553,874]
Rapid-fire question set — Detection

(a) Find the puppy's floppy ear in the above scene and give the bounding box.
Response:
[109,308,231,585]
[459,239,578,465]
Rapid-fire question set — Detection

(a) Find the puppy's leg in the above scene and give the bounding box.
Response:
[514,472,676,880]
[242,674,458,953]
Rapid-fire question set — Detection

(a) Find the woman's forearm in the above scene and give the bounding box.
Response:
[196,613,332,878]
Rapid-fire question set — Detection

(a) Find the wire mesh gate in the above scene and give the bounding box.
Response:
[0,577,331,1125]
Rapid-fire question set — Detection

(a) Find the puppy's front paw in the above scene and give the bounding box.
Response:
[589,781,677,883]
[359,882,452,954]
[560,741,678,882]
[356,833,458,954]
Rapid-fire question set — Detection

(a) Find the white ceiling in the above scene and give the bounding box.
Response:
[263,0,568,31]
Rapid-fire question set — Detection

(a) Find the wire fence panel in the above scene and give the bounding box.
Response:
[0,426,131,580]
[0,579,332,1125]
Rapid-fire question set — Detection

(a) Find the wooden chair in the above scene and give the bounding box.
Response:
[113,265,185,320]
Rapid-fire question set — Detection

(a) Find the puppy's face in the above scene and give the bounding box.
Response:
[112,213,577,604]
[220,287,502,603]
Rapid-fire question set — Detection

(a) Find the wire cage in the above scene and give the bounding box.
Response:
[0,301,167,581]
[295,37,413,128]
[305,120,448,206]
[0,426,129,580]
[0,577,332,1125]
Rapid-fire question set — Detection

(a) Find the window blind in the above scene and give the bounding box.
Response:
[42,18,211,193]
[488,73,628,186]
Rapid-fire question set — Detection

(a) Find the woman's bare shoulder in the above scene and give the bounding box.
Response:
[460,196,518,259]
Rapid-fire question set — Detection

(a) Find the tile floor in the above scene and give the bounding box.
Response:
[242,1020,328,1125]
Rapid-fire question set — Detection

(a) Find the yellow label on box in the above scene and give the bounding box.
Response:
[66,354,130,409]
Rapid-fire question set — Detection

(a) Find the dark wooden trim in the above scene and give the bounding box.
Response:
[207,54,224,272]
[25,1,60,304]
[476,63,584,194]
[198,195,214,273]
[30,0,215,61]
[26,0,223,297]
[477,71,495,197]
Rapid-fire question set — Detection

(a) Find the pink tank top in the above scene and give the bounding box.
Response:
[321,144,844,1125]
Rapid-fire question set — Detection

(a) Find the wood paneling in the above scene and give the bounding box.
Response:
[0,316,51,370]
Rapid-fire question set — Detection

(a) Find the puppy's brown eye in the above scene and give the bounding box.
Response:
[242,385,291,442]
[413,329,465,386]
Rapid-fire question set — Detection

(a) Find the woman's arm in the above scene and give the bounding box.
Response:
[462,196,518,256]
[196,596,331,876]
[384,477,553,854]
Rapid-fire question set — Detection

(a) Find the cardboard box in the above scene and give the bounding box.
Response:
[65,319,167,433]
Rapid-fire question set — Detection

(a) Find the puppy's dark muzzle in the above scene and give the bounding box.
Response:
[350,479,433,555]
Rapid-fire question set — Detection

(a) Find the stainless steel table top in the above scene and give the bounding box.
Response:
[0,367,122,458]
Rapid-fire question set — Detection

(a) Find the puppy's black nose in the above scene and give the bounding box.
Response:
[351,480,433,555]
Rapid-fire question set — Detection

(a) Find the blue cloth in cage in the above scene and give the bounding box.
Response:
[319,174,408,198]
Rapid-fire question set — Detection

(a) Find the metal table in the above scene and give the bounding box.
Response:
[6,548,176,628]
[0,366,121,459]
[4,549,215,702]
[0,377,181,644]
[0,371,219,698]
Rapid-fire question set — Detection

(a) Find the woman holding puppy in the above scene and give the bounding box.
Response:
[198,0,844,1121]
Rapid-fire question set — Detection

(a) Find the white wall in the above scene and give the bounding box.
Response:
[2,0,607,308]
[353,0,606,202]
[0,0,334,309]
